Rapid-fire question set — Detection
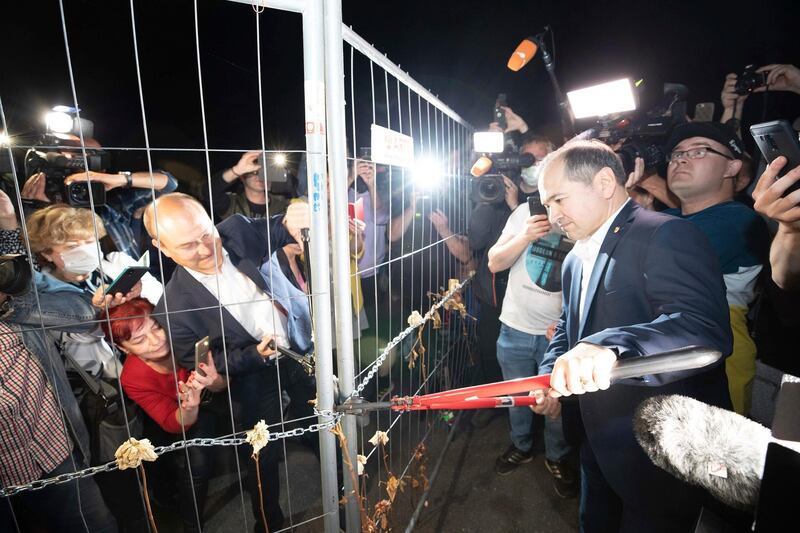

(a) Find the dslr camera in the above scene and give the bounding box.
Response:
[735,64,768,95]
[0,254,32,297]
[24,141,109,207]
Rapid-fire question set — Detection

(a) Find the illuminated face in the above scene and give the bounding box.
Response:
[539,159,615,241]
[153,206,224,274]
[119,316,169,362]
[667,137,738,202]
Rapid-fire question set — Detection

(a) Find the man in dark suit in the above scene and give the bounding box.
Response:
[531,141,733,532]
[143,193,315,531]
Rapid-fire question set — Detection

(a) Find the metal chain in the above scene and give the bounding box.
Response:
[0,410,341,498]
[350,275,472,399]
[0,273,468,499]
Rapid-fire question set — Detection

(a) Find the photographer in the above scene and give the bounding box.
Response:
[0,260,116,532]
[720,63,800,135]
[22,134,178,260]
[664,122,770,415]
[206,150,291,221]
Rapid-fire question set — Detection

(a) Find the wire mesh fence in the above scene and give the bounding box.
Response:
[0,1,475,532]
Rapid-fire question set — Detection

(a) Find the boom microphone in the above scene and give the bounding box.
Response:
[507,37,538,72]
[634,394,800,510]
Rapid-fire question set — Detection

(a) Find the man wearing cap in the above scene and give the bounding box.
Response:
[664,122,770,415]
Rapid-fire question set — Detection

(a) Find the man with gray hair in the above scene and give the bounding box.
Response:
[143,193,314,531]
[530,140,733,531]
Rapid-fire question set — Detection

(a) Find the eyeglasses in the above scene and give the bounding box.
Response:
[667,146,734,163]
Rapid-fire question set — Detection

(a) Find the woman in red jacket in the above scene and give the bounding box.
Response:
[100,298,225,533]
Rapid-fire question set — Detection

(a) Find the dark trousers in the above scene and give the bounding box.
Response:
[475,301,503,385]
[1,451,117,533]
[232,368,286,530]
[579,441,702,533]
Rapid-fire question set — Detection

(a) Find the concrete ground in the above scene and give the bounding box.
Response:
[390,412,580,533]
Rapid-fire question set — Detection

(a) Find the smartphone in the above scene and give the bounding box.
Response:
[347,197,365,222]
[104,266,148,296]
[256,156,288,183]
[494,93,507,130]
[693,102,715,122]
[358,147,371,162]
[528,193,547,216]
[750,119,800,197]
[194,336,210,377]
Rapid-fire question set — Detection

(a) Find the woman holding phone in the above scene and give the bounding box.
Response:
[101,297,226,533]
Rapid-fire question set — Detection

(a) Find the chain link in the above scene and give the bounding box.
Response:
[1,410,342,498]
[1,271,447,499]
[350,276,472,399]
[0,275,461,498]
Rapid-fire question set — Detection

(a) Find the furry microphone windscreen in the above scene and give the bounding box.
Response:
[633,394,770,510]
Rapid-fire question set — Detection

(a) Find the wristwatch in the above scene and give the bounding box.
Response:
[118,171,133,188]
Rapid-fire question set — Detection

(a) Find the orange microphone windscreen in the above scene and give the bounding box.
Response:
[470,156,494,177]
[507,38,538,72]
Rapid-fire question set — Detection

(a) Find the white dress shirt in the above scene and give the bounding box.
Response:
[186,248,289,346]
[570,199,630,319]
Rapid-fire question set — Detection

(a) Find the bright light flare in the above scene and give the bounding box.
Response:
[45,110,74,134]
[273,153,287,167]
[473,131,505,153]
[567,78,636,119]
[412,157,443,189]
[0,131,10,146]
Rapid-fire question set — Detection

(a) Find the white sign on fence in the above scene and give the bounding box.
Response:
[370,124,414,168]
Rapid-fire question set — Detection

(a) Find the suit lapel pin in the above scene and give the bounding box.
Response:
[613,226,620,233]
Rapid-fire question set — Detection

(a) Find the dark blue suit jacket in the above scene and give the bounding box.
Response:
[540,200,733,511]
[153,215,311,375]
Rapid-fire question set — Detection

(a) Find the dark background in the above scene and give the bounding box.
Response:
[1,0,798,179]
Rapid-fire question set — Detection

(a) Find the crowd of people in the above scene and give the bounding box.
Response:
[1,62,799,533]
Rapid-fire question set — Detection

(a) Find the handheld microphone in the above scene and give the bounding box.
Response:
[507,37,538,72]
[634,394,800,510]
[470,156,493,177]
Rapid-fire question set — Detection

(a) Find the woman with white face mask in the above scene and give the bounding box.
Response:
[26,204,163,379]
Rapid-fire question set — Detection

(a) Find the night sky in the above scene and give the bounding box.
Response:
[1,0,797,180]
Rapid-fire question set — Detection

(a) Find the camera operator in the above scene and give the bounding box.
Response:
[663,122,770,415]
[206,150,291,222]
[0,258,116,532]
[466,185,518,425]
[21,134,178,260]
[490,107,555,207]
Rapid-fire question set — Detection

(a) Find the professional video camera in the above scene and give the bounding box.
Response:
[581,82,689,175]
[0,254,32,297]
[23,106,109,207]
[470,152,536,204]
[470,94,537,204]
